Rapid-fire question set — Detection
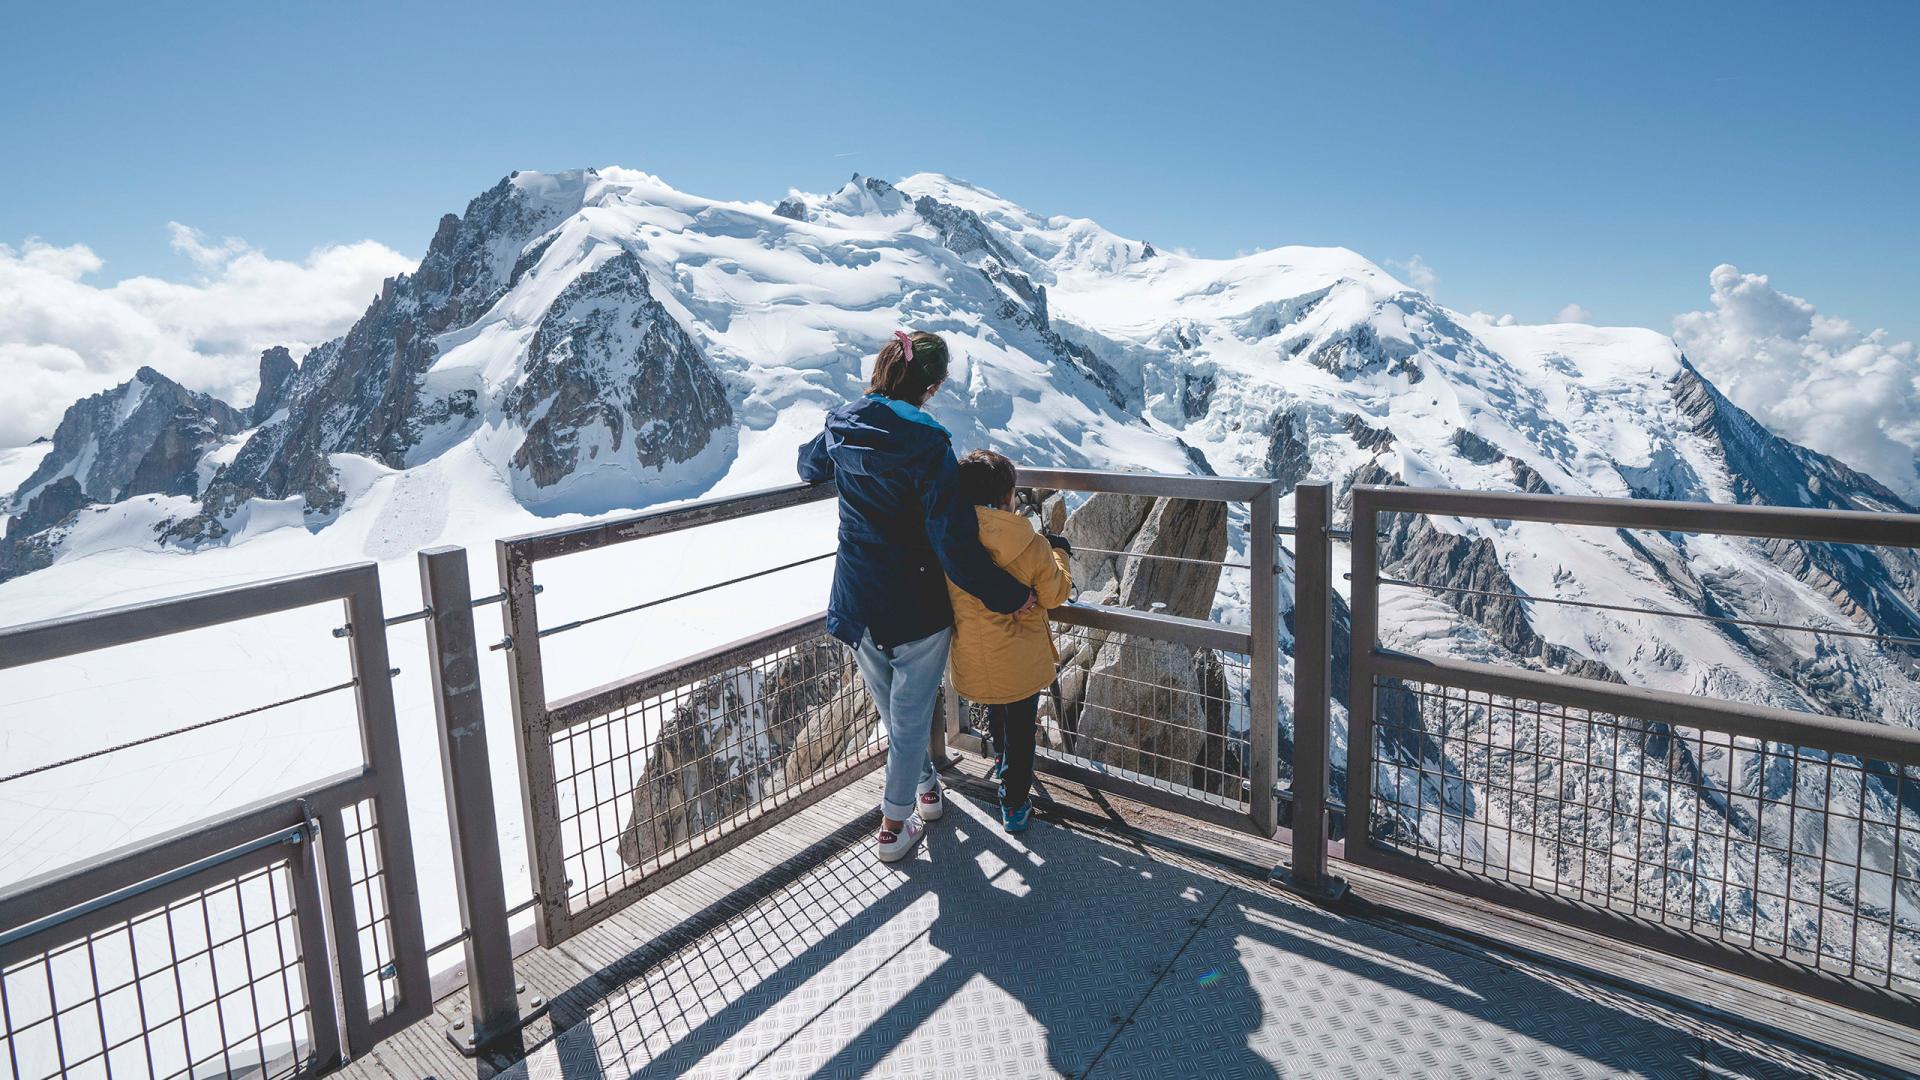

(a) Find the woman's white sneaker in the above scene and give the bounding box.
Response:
[916,774,946,821]
[876,816,925,863]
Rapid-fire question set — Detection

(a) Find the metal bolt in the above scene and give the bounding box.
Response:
[515,982,526,994]
[331,625,351,639]
[452,1018,466,1029]
[530,996,545,1008]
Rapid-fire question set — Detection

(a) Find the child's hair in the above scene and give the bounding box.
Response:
[868,330,949,402]
[957,449,1018,508]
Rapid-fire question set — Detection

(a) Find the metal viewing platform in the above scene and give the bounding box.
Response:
[3,470,1918,1079]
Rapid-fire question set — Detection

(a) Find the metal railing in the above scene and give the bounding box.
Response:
[10,467,1920,1070]
[942,468,1287,841]
[1333,484,1920,1025]
[495,482,864,948]
[0,565,429,1078]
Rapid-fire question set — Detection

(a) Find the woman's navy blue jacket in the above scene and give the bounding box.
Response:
[798,396,1029,649]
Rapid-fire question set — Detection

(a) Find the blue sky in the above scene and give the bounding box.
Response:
[2,0,1916,337]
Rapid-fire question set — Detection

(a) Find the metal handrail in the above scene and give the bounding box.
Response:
[1337,482,1920,1025]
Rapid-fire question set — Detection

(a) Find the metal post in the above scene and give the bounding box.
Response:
[1345,488,1381,851]
[496,539,571,947]
[1247,482,1281,837]
[419,547,524,1054]
[339,571,431,1041]
[1273,483,1346,898]
[932,677,955,769]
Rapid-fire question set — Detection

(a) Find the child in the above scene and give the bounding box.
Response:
[946,449,1074,832]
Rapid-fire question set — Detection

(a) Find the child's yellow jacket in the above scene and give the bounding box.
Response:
[945,506,1073,705]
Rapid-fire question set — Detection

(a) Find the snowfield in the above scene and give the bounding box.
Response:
[3,167,1917,993]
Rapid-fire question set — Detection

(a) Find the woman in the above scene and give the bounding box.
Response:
[797,330,1036,862]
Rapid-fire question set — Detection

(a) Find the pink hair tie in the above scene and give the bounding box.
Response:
[893,330,915,361]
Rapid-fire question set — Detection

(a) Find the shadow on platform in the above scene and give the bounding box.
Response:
[502,786,1842,1079]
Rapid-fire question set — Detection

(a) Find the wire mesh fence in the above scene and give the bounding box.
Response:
[1369,675,1920,997]
[335,800,397,1026]
[959,623,1255,817]
[545,628,882,918]
[0,844,322,1080]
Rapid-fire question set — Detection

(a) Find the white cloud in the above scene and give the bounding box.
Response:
[1554,303,1593,324]
[1466,311,1518,327]
[1387,254,1438,293]
[1674,264,1920,499]
[0,230,413,446]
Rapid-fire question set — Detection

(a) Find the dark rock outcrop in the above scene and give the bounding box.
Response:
[0,477,90,580]
[248,347,298,425]
[1263,408,1311,488]
[1049,492,1233,788]
[504,250,733,489]
[1450,428,1503,466]
[617,640,874,868]
[1180,371,1215,420]
[10,367,243,510]
[1344,414,1395,453]
[1308,320,1422,382]
[179,173,587,538]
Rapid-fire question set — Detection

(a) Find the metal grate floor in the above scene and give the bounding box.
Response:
[499,784,1868,1080]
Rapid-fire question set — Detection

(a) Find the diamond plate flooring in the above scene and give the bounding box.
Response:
[497,785,1872,1080]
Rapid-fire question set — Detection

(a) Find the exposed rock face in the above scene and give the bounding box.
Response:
[1668,358,1920,712]
[11,367,244,510]
[1044,492,1234,790]
[1349,461,1622,681]
[1343,414,1395,453]
[249,347,298,425]
[181,174,585,536]
[0,478,91,580]
[771,196,807,221]
[1450,428,1503,466]
[504,250,733,490]
[1308,321,1422,382]
[617,640,875,869]
[1179,370,1215,420]
[1263,408,1311,489]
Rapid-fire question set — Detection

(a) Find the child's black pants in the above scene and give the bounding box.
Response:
[985,693,1041,810]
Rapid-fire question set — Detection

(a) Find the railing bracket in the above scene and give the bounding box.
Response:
[443,980,549,1057]
[1269,862,1349,902]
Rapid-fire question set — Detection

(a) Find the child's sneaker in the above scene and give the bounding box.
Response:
[1001,801,1032,833]
[876,816,925,862]
[915,774,945,821]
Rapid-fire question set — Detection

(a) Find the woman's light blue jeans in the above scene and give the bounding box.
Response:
[852,626,951,821]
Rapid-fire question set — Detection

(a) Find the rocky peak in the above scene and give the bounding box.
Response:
[249,347,297,425]
[503,249,735,506]
[10,367,243,512]
[180,173,587,536]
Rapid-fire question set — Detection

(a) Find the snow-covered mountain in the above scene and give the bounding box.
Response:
[5,167,1917,969]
